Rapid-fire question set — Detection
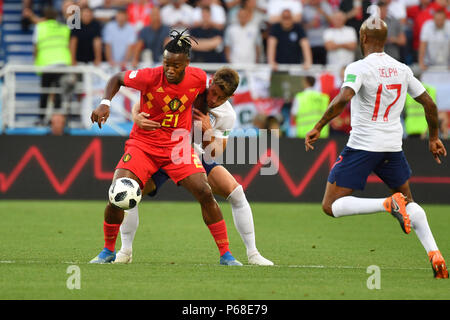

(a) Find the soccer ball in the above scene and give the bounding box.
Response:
[108,178,142,210]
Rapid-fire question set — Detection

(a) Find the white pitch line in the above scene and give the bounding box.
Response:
[0,260,430,270]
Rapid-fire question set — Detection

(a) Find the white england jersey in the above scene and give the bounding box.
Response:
[193,100,236,155]
[342,52,425,152]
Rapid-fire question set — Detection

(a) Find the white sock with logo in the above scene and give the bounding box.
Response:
[227,185,258,257]
[120,206,139,251]
[331,196,386,217]
[406,202,438,253]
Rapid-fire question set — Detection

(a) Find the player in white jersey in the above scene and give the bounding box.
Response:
[116,67,274,266]
[305,18,448,278]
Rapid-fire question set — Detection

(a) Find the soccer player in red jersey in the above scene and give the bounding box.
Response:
[89,30,242,265]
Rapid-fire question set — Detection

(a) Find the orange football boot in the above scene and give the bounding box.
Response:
[428,251,449,279]
[383,192,411,234]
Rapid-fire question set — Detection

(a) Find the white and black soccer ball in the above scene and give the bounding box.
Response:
[108,178,142,210]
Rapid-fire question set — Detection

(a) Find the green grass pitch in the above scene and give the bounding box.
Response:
[0,200,449,300]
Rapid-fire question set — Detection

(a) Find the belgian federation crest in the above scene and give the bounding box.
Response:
[122,153,132,163]
[169,98,182,111]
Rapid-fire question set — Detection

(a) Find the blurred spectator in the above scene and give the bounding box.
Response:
[92,0,125,24]
[265,115,282,136]
[160,0,195,32]
[267,9,312,70]
[102,9,137,69]
[50,113,67,135]
[302,0,333,65]
[21,0,33,30]
[69,6,102,65]
[228,0,267,27]
[404,82,437,138]
[327,0,341,11]
[418,9,450,70]
[339,0,371,36]
[386,0,407,25]
[439,111,449,139]
[404,79,448,140]
[127,0,154,32]
[407,0,450,56]
[267,0,303,23]
[22,0,75,25]
[190,6,226,62]
[32,7,71,127]
[224,7,263,63]
[378,0,406,61]
[253,113,267,130]
[132,6,171,66]
[192,0,227,30]
[407,0,433,54]
[323,10,357,69]
[224,0,268,25]
[290,76,330,138]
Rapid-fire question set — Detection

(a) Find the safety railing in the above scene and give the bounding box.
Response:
[1,62,448,136]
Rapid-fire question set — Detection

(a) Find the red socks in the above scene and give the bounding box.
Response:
[103,221,120,252]
[103,220,231,256]
[207,219,230,256]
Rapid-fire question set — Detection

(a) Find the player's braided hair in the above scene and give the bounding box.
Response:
[164,29,197,58]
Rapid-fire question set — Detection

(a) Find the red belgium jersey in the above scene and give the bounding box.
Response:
[124,66,207,147]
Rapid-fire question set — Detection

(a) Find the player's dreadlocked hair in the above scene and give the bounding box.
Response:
[164,29,197,58]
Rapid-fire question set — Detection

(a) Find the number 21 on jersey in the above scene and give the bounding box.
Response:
[372,84,402,122]
[162,113,179,128]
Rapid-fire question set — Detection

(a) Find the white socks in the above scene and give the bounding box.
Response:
[331,196,439,254]
[120,206,139,251]
[331,196,385,217]
[406,202,438,253]
[227,185,258,257]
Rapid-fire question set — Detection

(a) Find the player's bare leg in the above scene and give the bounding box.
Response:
[180,172,242,266]
[390,181,448,278]
[323,180,448,278]
[207,165,274,266]
[90,168,142,264]
[321,182,354,217]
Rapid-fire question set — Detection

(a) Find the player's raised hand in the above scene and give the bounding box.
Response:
[135,112,161,131]
[429,138,447,164]
[305,128,321,151]
[90,103,110,129]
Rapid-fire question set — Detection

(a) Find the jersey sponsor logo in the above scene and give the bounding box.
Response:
[345,74,357,83]
[129,70,138,79]
[122,153,132,162]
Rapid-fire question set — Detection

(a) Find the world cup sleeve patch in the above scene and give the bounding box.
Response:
[129,70,138,79]
[345,74,357,83]
[122,153,132,162]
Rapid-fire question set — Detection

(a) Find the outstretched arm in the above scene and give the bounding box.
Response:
[305,87,355,151]
[414,91,447,164]
[90,72,126,128]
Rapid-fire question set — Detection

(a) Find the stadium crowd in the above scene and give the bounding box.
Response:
[5,0,450,137]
